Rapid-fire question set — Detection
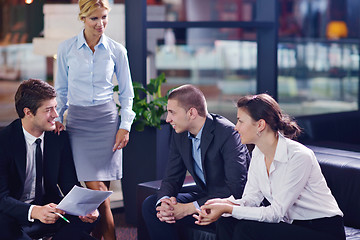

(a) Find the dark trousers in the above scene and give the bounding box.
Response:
[0,213,98,240]
[217,215,346,240]
[142,193,216,240]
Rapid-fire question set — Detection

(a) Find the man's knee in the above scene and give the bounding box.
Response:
[0,214,23,240]
[142,194,158,221]
[52,215,97,240]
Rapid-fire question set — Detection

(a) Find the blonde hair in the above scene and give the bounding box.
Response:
[78,0,111,21]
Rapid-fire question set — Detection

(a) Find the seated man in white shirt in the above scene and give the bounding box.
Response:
[0,79,98,240]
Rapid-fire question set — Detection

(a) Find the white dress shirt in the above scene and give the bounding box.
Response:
[21,127,44,222]
[228,133,343,223]
[56,31,135,131]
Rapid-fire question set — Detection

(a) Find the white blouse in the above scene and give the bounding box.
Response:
[228,133,343,223]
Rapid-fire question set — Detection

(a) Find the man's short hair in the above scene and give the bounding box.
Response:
[15,79,56,118]
[168,84,207,117]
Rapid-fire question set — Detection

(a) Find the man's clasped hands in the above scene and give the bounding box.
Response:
[156,197,239,226]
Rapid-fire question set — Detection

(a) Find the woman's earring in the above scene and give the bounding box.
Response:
[257,131,261,137]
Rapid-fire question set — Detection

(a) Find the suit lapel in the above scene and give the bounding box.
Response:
[43,132,50,188]
[181,134,193,172]
[12,119,27,185]
[43,132,59,190]
[200,114,215,183]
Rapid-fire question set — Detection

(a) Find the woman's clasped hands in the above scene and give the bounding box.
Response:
[193,197,237,225]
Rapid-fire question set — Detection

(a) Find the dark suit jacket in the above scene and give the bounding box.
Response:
[158,113,250,206]
[0,119,80,225]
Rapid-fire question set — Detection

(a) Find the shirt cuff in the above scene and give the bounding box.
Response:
[28,205,35,222]
[228,195,245,206]
[119,121,132,132]
[193,201,200,210]
[222,213,232,217]
[55,117,62,123]
[156,196,170,207]
[231,205,244,220]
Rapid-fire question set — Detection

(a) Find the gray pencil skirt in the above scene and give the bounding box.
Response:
[66,101,122,181]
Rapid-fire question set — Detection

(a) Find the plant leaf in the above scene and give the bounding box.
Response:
[114,74,168,130]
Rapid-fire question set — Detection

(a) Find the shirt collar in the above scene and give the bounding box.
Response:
[252,132,288,163]
[188,124,205,141]
[76,30,87,49]
[76,30,108,50]
[99,34,109,49]
[22,127,45,145]
[273,132,288,163]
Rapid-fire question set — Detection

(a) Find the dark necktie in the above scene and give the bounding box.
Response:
[34,138,43,204]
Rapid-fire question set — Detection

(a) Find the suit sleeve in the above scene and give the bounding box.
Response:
[195,130,250,206]
[222,131,250,199]
[57,131,80,196]
[0,138,31,225]
[157,133,187,201]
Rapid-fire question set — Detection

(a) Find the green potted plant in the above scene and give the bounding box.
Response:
[114,72,168,131]
[113,73,172,225]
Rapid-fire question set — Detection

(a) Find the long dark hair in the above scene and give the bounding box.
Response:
[237,94,301,139]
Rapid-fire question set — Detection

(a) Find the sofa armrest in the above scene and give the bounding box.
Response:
[308,145,360,229]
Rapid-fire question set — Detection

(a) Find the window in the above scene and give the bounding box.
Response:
[127,0,277,123]
[149,28,257,121]
[278,0,359,116]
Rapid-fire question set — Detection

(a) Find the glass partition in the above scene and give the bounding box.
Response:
[149,28,257,122]
[0,43,46,126]
[147,0,256,22]
[278,39,359,116]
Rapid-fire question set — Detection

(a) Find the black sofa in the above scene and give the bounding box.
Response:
[296,111,360,152]
[137,145,360,240]
[310,145,360,239]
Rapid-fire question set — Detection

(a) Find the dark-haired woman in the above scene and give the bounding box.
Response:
[193,94,345,240]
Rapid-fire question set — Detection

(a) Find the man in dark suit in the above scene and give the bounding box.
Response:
[142,85,250,240]
[0,79,98,240]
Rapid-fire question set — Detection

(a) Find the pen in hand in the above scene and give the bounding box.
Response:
[54,212,70,223]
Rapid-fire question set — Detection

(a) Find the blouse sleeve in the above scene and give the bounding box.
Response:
[114,46,135,132]
[235,155,265,208]
[55,43,69,123]
[231,149,314,223]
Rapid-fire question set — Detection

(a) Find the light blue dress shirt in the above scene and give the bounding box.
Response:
[188,125,205,184]
[55,31,135,131]
[156,125,206,209]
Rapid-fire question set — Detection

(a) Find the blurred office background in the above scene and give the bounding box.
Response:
[1,0,359,125]
[1,0,359,214]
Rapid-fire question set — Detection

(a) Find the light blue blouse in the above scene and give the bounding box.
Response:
[55,31,135,132]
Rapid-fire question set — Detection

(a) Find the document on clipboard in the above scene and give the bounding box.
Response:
[56,185,112,216]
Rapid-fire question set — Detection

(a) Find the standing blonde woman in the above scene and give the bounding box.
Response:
[55,0,135,239]
[194,94,345,240]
